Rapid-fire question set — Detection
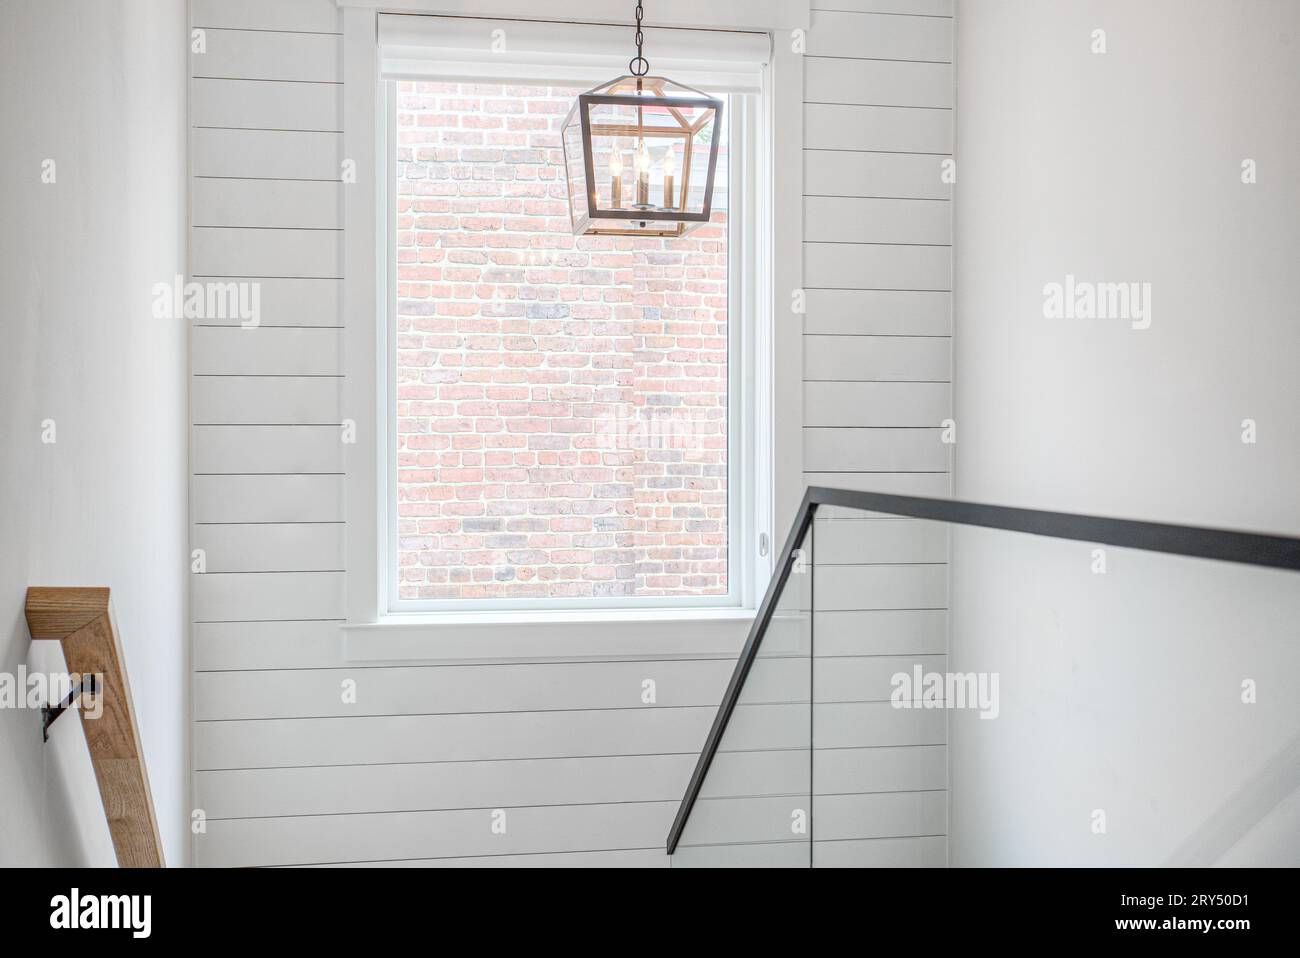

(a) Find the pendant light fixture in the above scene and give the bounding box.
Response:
[561,0,724,237]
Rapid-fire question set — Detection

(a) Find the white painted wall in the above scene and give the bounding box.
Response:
[950,0,1300,865]
[0,0,189,866]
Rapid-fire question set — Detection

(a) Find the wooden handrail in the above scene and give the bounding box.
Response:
[26,587,165,868]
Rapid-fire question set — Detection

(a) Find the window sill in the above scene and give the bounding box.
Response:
[341,608,759,664]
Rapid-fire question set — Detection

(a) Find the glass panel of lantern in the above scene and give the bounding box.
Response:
[562,75,723,238]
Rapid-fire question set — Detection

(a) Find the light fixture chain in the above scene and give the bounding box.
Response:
[630,0,649,76]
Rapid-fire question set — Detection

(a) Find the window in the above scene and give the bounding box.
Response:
[378,17,772,614]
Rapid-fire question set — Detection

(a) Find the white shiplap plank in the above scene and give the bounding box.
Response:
[805,103,952,153]
[805,196,951,245]
[192,425,344,475]
[811,0,953,16]
[195,658,753,720]
[191,78,342,132]
[812,609,949,656]
[192,227,342,278]
[805,381,949,426]
[192,375,342,425]
[816,744,947,794]
[679,788,947,848]
[804,471,950,496]
[814,564,948,610]
[316,849,668,868]
[805,149,951,200]
[805,241,951,291]
[677,796,813,847]
[815,835,947,868]
[805,57,952,108]
[195,702,942,771]
[198,801,677,867]
[806,11,952,62]
[804,289,952,335]
[193,29,342,83]
[191,0,340,33]
[672,747,808,801]
[814,517,949,563]
[671,843,808,868]
[194,620,345,672]
[192,474,345,524]
[196,750,808,820]
[813,654,945,703]
[192,178,342,229]
[192,129,343,181]
[182,277,341,328]
[196,707,718,770]
[804,427,949,472]
[192,571,345,622]
[716,702,951,751]
[813,702,946,748]
[679,835,945,868]
[814,790,947,841]
[192,327,343,376]
[346,617,757,666]
[803,471,952,520]
[192,523,345,574]
[202,790,946,863]
[805,335,950,381]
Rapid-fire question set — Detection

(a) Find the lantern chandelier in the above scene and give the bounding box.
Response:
[561,0,724,237]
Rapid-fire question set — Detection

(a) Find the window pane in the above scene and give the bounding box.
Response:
[394,81,730,603]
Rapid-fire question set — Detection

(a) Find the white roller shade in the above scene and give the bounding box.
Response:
[379,14,769,93]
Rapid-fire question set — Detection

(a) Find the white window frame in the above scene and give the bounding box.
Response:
[340,2,805,646]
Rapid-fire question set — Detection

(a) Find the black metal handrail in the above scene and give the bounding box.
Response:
[665,486,1300,854]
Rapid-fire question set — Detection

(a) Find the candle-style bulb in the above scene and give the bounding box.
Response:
[661,147,677,210]
[609,150,623,176]
[634,139,651,207]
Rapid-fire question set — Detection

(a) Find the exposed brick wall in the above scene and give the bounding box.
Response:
[394,81,729,601]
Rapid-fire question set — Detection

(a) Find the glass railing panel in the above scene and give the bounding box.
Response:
[670,519,814,867]
[669,489,1298,867]
[944,521,1300,867]
[810,514,950,867]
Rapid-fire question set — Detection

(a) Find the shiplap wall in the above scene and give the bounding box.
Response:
[189,0,952,868]
[189,0,352,868]
[801,0,954,866]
